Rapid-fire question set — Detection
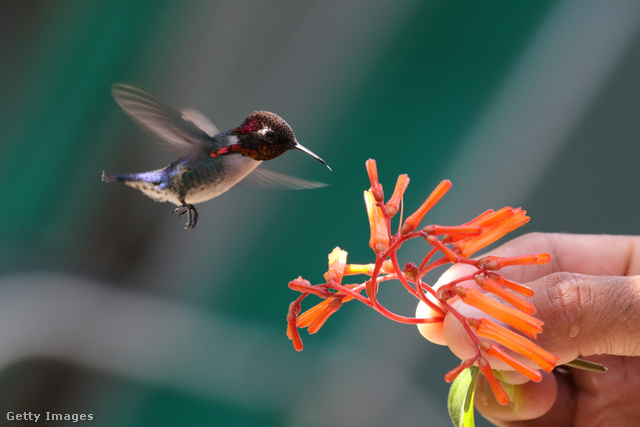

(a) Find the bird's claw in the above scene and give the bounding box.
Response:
[173,203,198,229]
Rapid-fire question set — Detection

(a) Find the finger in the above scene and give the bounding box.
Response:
[482,233,640,283]
[475,371,576,427]
[435,233,640,361]
[531,273,640,359]
[477,355,640,425]
[442,272,640,365]
[570,355,640,423]
[429,232,640,299]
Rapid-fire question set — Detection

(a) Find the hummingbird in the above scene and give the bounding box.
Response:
[102,83,331,229]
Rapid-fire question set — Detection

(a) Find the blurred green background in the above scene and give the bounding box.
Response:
[2,0,640,426]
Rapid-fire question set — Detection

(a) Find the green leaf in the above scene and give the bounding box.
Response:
[448,366,479,427]
[564,357,607,372]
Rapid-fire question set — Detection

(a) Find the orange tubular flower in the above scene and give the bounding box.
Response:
[478,254,552,269]
[476,276,536,315]
[286,300,303,351]
[488,273,535,297]
[401,180,451,235]
[324,247,348,284]
[300,297,343,334]
[424,224,481,236]
[471,318,559,372]
[343,260,394,276]
[385,174,410,217]
[453,208,530,258]
[365,158,384,202]
[285,159,558,408]
[478,358,510,406]
[444,358,474,382]
[480,341,543,382]
[343,263,376,276]
[456,286,544,338]
[364,189,389,254]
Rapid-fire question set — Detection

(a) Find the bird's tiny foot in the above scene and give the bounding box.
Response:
[173,206,187,217]
[173,203,198,229]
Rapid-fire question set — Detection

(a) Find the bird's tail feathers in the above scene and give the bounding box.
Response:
[101,171,140,183]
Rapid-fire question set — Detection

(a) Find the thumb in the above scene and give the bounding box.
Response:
[531,272,640,362]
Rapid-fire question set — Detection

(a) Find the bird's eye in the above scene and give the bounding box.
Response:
[265,130,276,141]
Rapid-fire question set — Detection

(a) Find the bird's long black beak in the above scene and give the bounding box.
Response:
[292,141,332,171]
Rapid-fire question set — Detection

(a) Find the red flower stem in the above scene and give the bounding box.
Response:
[434,273,479,303]
[289,292,308,312]
[426,235,459,263]
[389,251,419,296]
[385,238,444,311]
[414,277,438,298]
[381,231,452,314]
[365,254,385,307]
[419,246,439,270]
[389,250,446,317]
[418,255,451,276]
[324,282,373,306]
[372,301,444,324]
[439,299,483,357]
[366,230,414,305]
[352,272,445,315]
[364,233,453,324]
[436,272,480,292]
[457,257,484,267]
[414,256,456,315]
[341,273,410,297]
[415,279,447,317]
[385,232,410,256]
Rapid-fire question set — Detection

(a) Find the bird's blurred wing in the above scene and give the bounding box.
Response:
[239,167,328,189]
[180,108,220,137]
[112,83,214,152]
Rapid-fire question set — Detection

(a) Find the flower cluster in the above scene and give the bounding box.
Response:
[286,159,559,405]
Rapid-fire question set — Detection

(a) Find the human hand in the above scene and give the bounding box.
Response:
[420,233,640,426]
